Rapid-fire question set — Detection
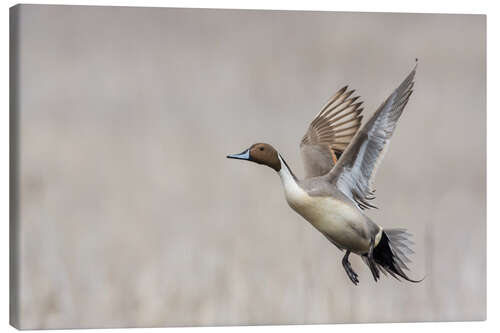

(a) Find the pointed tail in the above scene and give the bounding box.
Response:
[370,228,422,283]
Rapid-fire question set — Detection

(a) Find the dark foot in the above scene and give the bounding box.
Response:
[342,250,359,285]
[367,238,380,282]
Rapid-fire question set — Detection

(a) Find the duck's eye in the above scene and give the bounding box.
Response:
[259,147,264,151]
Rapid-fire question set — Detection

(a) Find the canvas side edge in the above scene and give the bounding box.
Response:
[10,4,21,330]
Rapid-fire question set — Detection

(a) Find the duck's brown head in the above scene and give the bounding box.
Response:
[227,143,281,172]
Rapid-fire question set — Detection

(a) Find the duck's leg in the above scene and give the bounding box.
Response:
[342,250,359,285]
[367,237,380,282]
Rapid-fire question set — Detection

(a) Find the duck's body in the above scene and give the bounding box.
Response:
[228,64,420,285]
[279,156,381,254]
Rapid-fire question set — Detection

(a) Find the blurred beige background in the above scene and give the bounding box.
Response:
[12,4,486,329]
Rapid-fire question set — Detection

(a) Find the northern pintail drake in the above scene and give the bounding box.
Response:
[228,65,420,285]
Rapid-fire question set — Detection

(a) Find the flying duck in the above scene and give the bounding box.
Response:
[227,65,419,285]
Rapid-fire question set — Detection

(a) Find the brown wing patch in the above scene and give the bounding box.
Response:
[301,86,364,159]
[330,148,338,164]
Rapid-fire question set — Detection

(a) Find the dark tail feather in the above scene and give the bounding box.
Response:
[371,229,422,283]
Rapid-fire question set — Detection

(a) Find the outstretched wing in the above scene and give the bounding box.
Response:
[328,66,416,210]
[300,87,364,178]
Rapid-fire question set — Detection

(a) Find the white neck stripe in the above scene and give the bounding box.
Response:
[278,155,298,186]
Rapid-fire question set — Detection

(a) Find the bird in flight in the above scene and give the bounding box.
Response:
[227,65,420,285]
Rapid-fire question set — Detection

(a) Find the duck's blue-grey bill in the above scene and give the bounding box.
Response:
[227,149,250,160]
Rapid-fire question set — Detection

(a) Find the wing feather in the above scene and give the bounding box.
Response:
[327,66,417,210]
[300,87,365,178]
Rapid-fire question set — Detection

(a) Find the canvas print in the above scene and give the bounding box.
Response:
[9,4,486,329]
